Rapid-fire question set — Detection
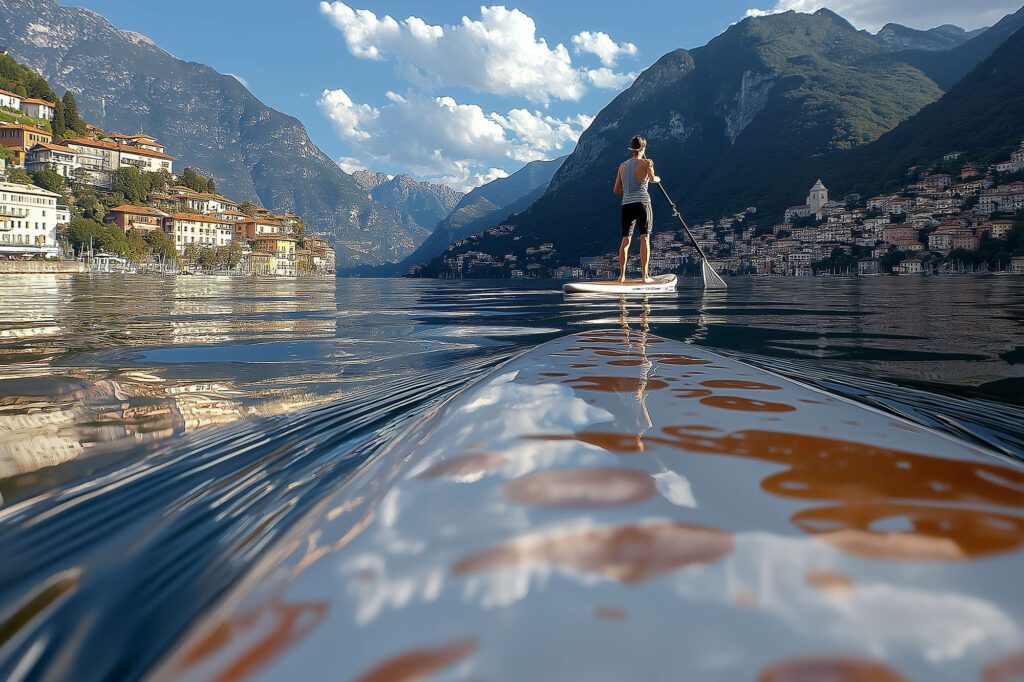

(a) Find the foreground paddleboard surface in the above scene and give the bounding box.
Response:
[564,273,676,294]
[159,331,1024,682]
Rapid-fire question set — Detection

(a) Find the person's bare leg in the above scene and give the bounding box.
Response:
[618,237,631,282]
[640,236,653,282]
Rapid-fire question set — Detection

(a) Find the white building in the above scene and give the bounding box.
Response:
[808,179,828,216]
[19,97,55,121]
[25,142,80,178]
[63,137,174,185]
[0,88,22,111]
[165,213,233,253]
[0,181,61,258]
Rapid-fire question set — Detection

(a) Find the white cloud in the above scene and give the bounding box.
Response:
[318,88,589,190]
[335,156,366,174]
[571,31,637,67]
[319,2,585,103]
[584,68,638,90]
[742,0,1020,32]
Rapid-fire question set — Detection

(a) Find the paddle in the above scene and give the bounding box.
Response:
[655,182,727,289]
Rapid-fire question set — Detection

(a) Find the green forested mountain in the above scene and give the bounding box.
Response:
[446,9,946,262]
[815,22,1024,199]
[0,52,56,101]
[433,7,1024,267]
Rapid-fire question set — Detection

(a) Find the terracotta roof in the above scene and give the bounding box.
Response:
[0,123,51,135]
[170,212,231,224]
[0,88,22,99]
[28,141,75,153]
[20,97,54,107]
[243,217,284,226]
[110,204,167,216]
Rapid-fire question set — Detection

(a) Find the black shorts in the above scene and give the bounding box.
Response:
[621,202,652,238]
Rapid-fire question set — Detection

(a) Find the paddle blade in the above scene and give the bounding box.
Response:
[702,260,728,289]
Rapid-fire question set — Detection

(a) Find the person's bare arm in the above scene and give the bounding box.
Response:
[645,159,661,184]
[613,165,624,195]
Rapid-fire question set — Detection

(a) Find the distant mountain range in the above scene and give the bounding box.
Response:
[874,23,986,51]
[0,0,428,268]
[427,7,1024,268]
[351,171,463,245]
[348,156,566,276]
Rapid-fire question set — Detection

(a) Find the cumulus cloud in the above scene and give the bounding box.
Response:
[335,156,366,174]
[571,31,637,67]
[318,88,589,190]
[584,68,638,90]
[743,0,1020,32]
[319,2,585,103]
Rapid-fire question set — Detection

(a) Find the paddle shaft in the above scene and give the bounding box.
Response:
[655,182,713,264]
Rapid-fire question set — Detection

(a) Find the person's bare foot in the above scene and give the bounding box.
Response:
[642,275,654,283]
[618,274,627,283]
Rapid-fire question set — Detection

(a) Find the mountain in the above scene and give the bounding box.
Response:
[894,6,1024,88]
[874,23,984,51]
[818,21,1024,198]
[442,9,947,263]
[351,171,463,241]
[0,0,422,268]
[349,156,566,275]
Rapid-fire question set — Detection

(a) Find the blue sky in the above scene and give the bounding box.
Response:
[66,0,1022,189]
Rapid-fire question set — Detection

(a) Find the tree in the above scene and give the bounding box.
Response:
[113,166,148,204]
[143,230,178,262]
[51,99,67,140]
[30,166,65,193]
[179,167,211,193]
[7,167,32,185]
[239,200,258,216]
[62,91,86,135]
[206,177,216,194]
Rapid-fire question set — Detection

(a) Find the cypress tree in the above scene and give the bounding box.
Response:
[51,99,67,139]
[62,91,87,134]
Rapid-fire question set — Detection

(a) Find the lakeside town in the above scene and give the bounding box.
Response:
[0,86,335,276]
[424,142,1024,279]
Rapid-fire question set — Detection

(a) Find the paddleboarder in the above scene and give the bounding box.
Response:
[613,135,660,283]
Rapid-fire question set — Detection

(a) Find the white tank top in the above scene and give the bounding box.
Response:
[621,157,651,205]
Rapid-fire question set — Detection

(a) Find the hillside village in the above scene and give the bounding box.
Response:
[0,61,334,276]
[423,142,1024,279]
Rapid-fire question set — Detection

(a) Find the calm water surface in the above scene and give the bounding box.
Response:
[0,273,1022,679]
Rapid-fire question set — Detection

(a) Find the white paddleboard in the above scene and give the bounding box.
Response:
[563,273,677,294]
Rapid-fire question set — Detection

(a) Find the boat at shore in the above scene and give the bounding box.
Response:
[154,328,1024,682]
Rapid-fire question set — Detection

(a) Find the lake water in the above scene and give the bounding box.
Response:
[0,273,1022,678]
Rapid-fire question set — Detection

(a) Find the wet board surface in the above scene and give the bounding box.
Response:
[158,330,1024,682]
[563,273,677,294]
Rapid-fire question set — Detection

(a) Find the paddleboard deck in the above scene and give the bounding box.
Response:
[159,331,1024,682]
[563,273,676,294]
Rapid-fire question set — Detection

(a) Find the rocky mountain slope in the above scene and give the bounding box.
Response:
[0,0,422,268]
[433,8,1024,266]
[351,171,463,241]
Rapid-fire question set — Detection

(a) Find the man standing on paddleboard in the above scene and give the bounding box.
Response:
[613,135,660,283]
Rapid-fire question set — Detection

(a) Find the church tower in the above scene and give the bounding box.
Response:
[808,179,828,217]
